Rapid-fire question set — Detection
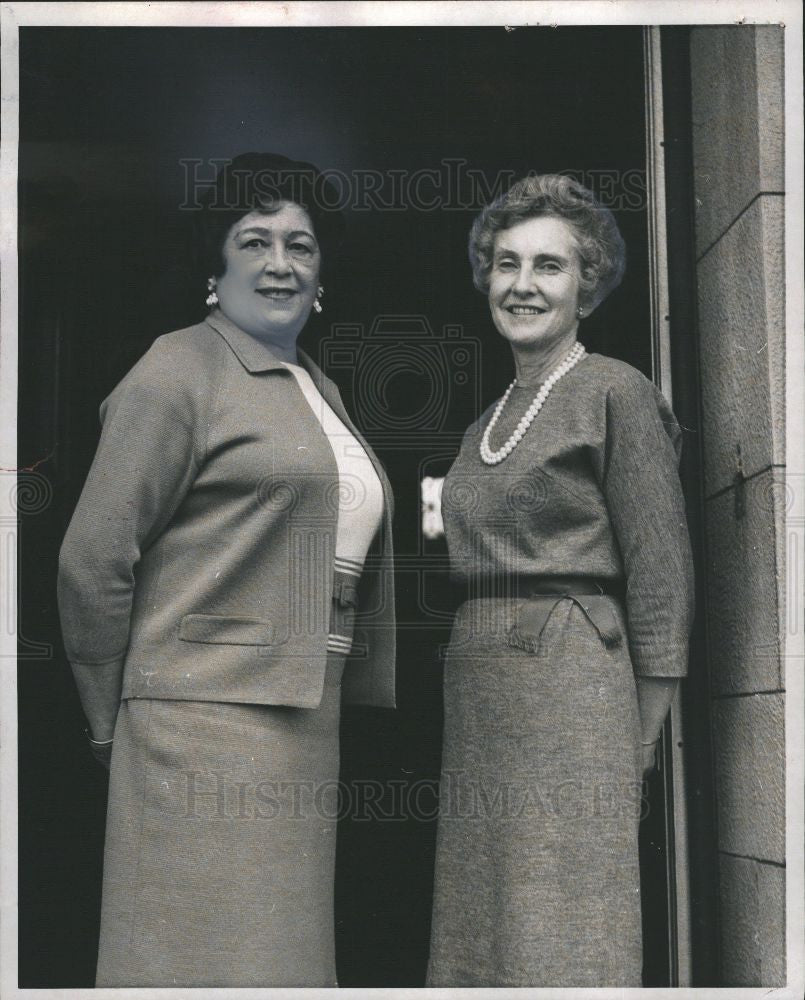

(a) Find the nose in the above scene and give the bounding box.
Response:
[512,262,537,296]
[263,243,292,275]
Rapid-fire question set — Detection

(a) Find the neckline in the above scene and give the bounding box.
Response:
[512,349,593,390]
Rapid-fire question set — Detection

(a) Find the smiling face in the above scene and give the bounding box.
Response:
[488,215,583,353]
[215,202,321,343]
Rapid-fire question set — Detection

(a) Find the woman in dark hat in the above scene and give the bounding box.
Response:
[58,153,396,987]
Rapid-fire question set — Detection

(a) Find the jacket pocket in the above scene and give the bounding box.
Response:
[179,614,274,646]
[505,595,623,654]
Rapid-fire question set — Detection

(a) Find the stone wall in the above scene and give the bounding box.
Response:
[689,24,786,986]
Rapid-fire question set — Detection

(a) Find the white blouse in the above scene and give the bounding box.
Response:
[282,360,384,583]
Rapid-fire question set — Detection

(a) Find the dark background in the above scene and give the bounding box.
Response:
[17,26,670,987]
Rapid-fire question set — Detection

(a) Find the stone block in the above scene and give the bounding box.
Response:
[760,195,786,472]
[697,196,784,497]
[691,26,784,254]
[713,693,785,863]
[718,854,786,985]
[755,26,786,209]
[705,468,784,694]
[757,861,786,985]
[718,853,760,984]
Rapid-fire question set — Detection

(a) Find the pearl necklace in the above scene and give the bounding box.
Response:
[479,341,587,465]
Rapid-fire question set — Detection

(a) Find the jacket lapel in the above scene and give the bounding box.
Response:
[204,311,393,517]
[205,310,289,373]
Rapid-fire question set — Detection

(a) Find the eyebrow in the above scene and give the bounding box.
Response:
[236,226,317,241]
[494,248,572,265]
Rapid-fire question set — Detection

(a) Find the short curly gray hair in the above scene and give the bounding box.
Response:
[468,173,626,309]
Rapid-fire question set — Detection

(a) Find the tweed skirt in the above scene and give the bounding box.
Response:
[96,589,357,987]
[427,595,644,988]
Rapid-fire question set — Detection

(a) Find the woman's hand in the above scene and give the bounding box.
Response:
[635,676,679,779]
[640,738,659,779]
[69,660,122,772]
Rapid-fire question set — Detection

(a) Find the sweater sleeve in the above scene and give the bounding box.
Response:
[601,370,695,677]
[57,341,207,666]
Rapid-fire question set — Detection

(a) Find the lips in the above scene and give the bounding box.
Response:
[256,288,297,300]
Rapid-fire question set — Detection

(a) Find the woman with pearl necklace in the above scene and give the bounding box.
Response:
[426,173,695,988]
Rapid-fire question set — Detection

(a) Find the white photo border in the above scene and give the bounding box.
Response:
[1,3,802,999]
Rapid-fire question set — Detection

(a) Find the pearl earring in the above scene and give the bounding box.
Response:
[206,277,219,308]
[576,306,584,319]
[313,284,324,314]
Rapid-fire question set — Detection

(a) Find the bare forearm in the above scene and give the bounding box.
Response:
[70,660,125,742]
[635,675,679,745]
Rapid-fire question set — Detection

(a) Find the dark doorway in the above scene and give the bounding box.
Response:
[18,25,662,987]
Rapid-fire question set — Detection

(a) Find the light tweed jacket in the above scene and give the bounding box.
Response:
[58,309,396,709]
